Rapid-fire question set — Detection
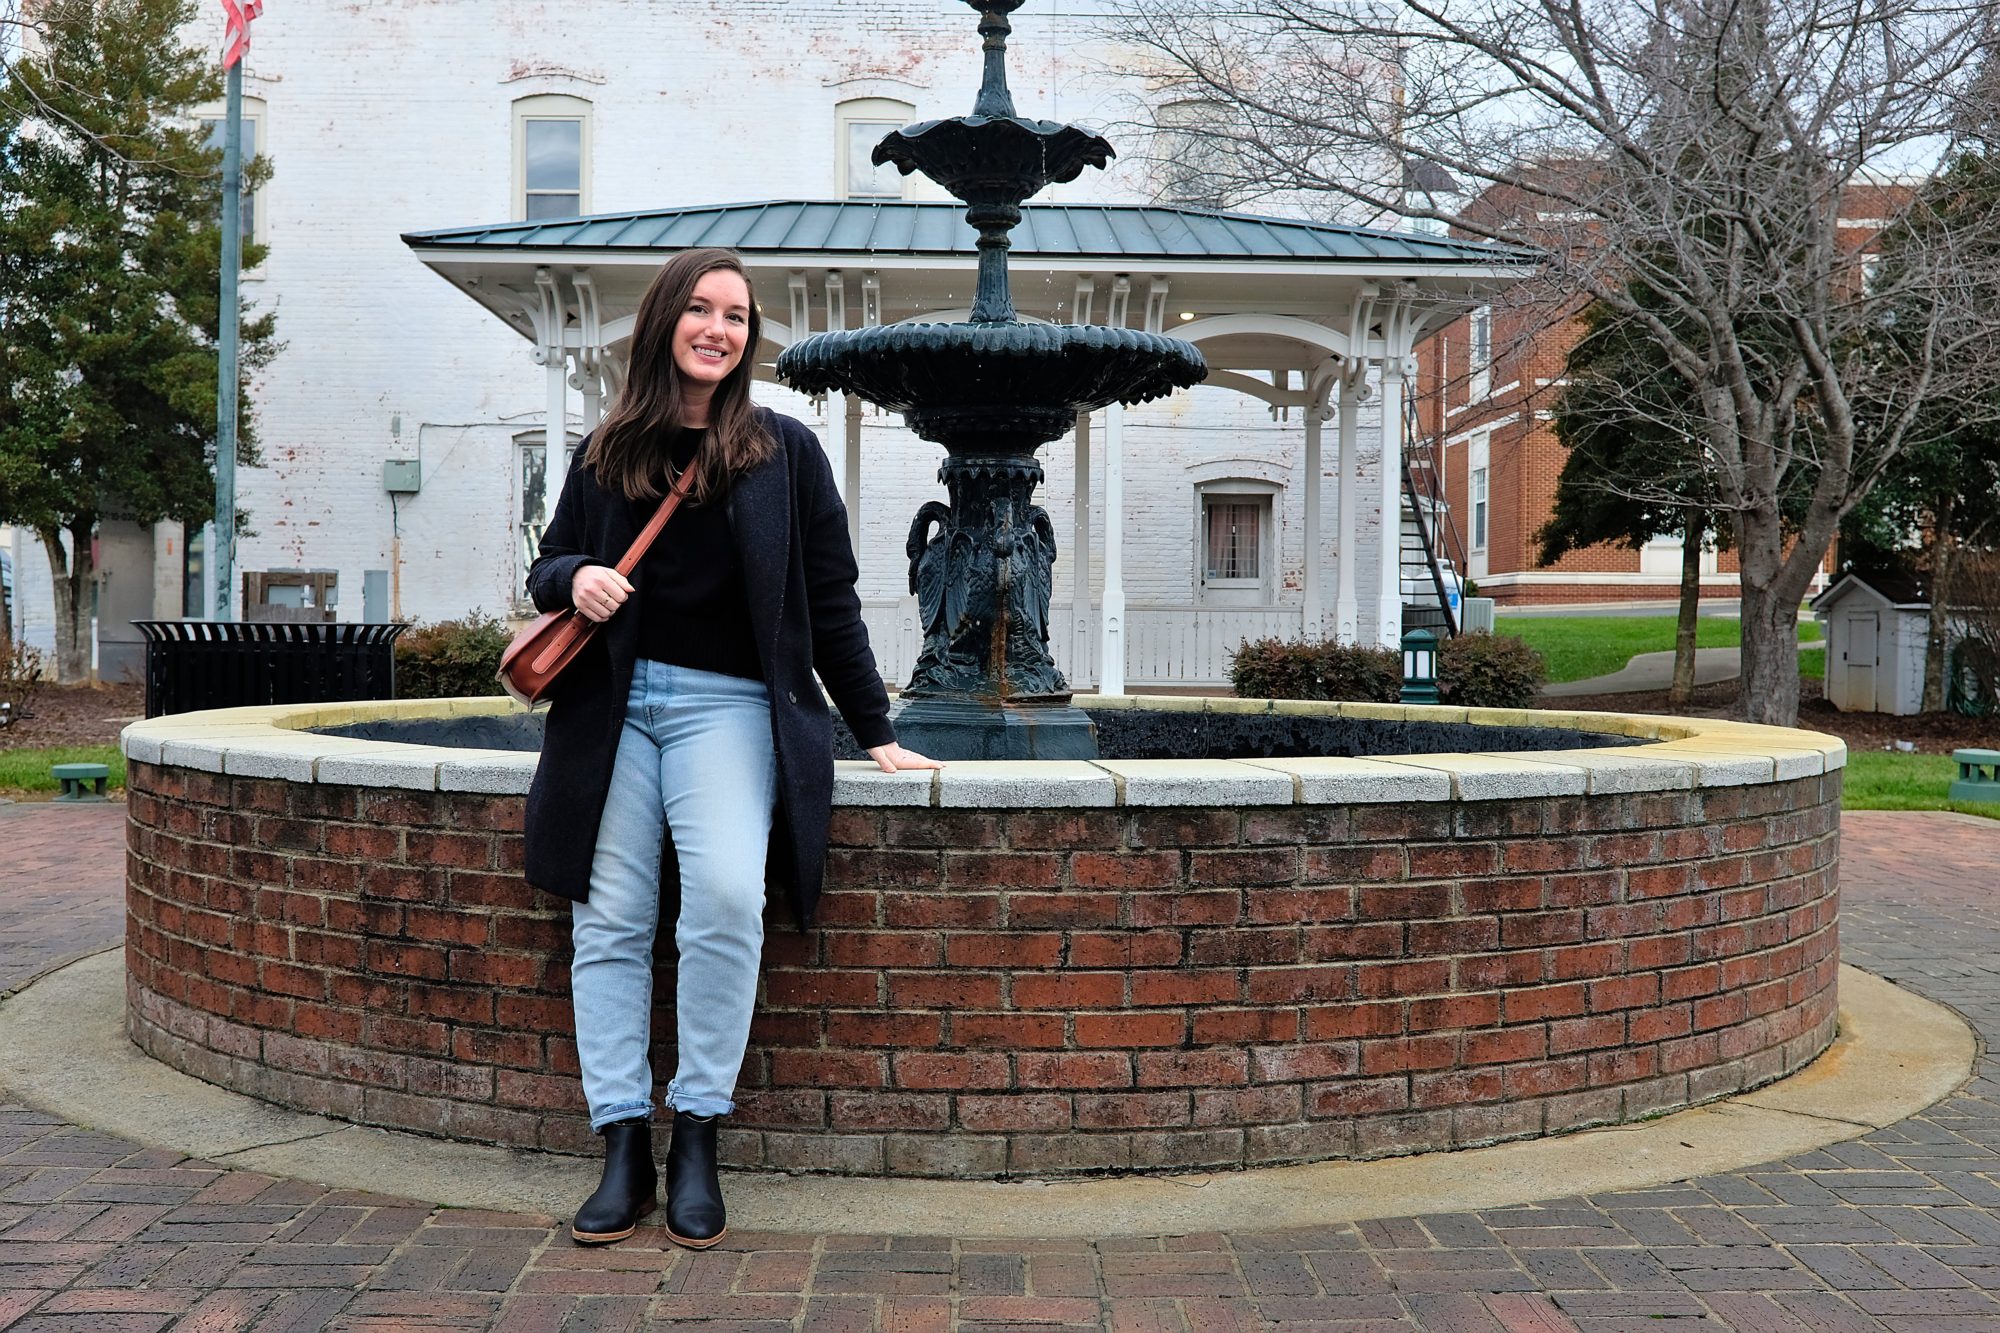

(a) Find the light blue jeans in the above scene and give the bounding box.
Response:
[570,659,777,1129]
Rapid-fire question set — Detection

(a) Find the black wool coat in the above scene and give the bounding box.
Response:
[522,408,897,926]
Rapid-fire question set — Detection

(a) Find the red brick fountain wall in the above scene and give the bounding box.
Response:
[123,760,1839,1178]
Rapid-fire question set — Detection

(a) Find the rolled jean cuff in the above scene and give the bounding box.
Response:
[666,1081,735,1118]
[588,1100,655,1133]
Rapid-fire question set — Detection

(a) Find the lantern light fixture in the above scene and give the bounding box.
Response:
[1400,627,1440,704]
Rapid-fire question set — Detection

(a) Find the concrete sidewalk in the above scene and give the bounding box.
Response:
[2,803,2000,1330]
[1542,644,1827,698]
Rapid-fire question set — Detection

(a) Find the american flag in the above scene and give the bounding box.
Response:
[222,0,263,70]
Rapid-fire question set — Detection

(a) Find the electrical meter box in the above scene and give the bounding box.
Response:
[383,460,421,494]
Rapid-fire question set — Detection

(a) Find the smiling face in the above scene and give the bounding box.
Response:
[671,267,753,412]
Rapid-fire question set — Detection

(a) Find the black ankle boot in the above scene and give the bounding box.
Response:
[664,1111,727,1249]
[570,1117,657,1245]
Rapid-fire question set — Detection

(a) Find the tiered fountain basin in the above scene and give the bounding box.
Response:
[119,697,1844,1179]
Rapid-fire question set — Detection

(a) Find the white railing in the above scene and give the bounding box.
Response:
[860,600,1305,690]
[1127,606,1304,685]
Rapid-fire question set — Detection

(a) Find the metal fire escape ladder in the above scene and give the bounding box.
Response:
[1400,394,1467,637]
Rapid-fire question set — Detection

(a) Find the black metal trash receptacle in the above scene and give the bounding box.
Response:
[133,621,408,718]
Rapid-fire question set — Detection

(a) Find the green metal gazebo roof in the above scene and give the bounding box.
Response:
[402,200,1532,266]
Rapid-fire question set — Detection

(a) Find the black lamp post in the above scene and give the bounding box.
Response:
[776,1,1207,760]
[1400,628,1440,704]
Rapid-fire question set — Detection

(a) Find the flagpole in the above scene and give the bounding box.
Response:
[212,51,243,621]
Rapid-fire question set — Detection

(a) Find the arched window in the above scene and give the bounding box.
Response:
[513,94,593,220]
[836,97,914,199]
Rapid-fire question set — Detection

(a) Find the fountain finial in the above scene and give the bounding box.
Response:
[777,0,1207,757]
[968,1,1023,120]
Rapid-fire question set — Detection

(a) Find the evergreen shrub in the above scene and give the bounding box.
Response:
[1438,631,1548,708]
[1228,631,1548,708]
[1228,638,1401,702]
[395,614,513,699]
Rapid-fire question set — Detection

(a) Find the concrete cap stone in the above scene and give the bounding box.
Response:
[119,695,1848,810]
[1236,756,1454,803]
[1091,759,1295,807]
[832,763,935,806]
[1366,753,1591,801]
[936,761,1118,808]
[437,751,538,794]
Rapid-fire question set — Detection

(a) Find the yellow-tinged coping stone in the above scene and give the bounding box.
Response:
[121,695,1846,804]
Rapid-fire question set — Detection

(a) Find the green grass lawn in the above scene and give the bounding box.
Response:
[1841,750,1999,818]
[1495,614,1825,684]
[0,744,125,794]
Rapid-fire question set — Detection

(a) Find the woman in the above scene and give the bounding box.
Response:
[524,247,939,1249]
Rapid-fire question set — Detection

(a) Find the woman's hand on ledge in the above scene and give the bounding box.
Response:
[866,742,944,774]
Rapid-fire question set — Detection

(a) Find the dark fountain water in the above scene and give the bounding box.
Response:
[775,0,1208,761]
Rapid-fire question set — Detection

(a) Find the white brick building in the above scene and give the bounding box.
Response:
[9,1,1528,687]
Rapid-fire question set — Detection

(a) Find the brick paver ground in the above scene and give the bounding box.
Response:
[0,802,126,997]
[1,803,1998,1330]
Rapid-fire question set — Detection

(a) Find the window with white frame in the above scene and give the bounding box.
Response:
[1468,304,1492,400]
[1153,99,1242,209]
[1196,483,1277,604]
[196,96,266,248]
[836,97,913,199]
[1472,430,1488,548]
[514,94,591,220]
[1467,430,1491,579]
[515,429,578,600]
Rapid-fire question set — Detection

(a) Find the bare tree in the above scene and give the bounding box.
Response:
[1107,0,2000,726]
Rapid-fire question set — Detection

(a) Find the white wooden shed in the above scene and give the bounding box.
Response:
[1811,572,1932,714]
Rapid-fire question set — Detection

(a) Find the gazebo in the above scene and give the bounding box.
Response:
[403,201,1534,687]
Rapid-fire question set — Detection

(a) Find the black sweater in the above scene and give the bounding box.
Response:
[631,430,761,680]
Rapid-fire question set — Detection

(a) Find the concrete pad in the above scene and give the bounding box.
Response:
[1,953,1967,1237]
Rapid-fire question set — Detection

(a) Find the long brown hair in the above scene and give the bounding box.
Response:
[588,248,773,503]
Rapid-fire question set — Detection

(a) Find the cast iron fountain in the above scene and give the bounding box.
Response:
[776,0,1207,760]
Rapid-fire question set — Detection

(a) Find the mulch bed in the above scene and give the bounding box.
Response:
[1542,676,1998,755]
[0,682,146,749]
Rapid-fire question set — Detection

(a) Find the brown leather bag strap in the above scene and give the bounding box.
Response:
[609,464,699,579]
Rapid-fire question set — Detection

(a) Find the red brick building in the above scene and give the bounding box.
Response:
[1413,182,1905,606]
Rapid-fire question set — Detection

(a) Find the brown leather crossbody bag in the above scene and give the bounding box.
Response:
[497,465,698,707]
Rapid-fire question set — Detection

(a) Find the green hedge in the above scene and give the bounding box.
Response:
[1229,631,1548,709]
[394,614,514,699]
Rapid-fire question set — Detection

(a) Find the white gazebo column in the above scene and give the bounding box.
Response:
[1334,375,1362,643]
[534,268,570,509]
[544,353,567,476]
[844,394,864,559]
[1302,398,1327,638]
[824,272,850,508]
[1098,404,1126,696]
[577,352,602,437]
[826,398,848,499]
[1071,411,1093,684]
[1375,359,1406,648]
[572,275,604,452]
